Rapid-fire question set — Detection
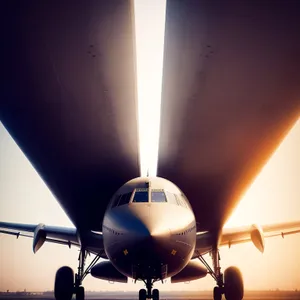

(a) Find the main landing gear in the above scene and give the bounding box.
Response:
[198,248,244,300]
[139,279,160,300]
[54,248,102,300]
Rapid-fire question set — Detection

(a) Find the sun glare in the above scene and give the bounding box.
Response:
[224,118,300,228]
[133,0,167,177]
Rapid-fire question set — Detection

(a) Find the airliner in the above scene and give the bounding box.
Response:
[1,1,300,300]
[1,177,300,300]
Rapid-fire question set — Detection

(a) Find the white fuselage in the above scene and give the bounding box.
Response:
[102,177,197,280]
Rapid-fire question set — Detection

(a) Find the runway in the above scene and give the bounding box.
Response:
[0,291,299,300]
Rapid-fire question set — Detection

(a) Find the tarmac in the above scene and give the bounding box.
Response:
[0,291,300,300]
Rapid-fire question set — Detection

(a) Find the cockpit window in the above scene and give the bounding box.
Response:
[165,191,188,208]
[118,192,132,206]
[111,195,121,208]
[111,192,132,208]
[132,189,149,202]
[181,193,191,209]
[151,190,167,202]
[176,195,187,208]
[165,191,177,205]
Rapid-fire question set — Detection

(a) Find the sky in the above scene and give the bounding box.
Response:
[1,0,300,293]
[134,0,166,177]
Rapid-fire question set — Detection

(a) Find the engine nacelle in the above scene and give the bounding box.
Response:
[91,261,127,283]
[33,223,46,253]
[171,260,207,283]
[250,224,265,253]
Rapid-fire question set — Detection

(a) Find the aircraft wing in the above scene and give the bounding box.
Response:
[193,221,300,257]
[0,221,79,252]
[0,221,106,257]
[220,221,300,251]
[1,2,139,231]
[157,0,300,232]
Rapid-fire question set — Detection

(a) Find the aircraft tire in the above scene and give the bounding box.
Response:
[54,266,74,300]
[76,286,85,300]
[139,289,147,300]
[224,266,244,300]
[213,286,222,300]
[153,288,159,300]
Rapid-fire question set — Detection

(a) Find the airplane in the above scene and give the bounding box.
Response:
[1,1,300,300]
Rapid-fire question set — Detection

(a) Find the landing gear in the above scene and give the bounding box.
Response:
[139,278,160,300]
[76,286,85,300]
[54,248,102,300]
[139,288,147,300]
[224,267,243,300]
[198,248,244,300]
[74,248,87,300]
[54,266,74,300]
[198,248,224,300]
[213,286,222,300]
[153,288,159,300]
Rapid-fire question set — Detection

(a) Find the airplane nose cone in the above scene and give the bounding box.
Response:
[120,206,171,250]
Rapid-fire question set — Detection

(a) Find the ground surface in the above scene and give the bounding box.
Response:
[0,291,299,300]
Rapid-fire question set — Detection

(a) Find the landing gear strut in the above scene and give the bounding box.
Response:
[198,248,244,300]
[139,279,160,300]
[54,247,102,300]
[74,248,87,300]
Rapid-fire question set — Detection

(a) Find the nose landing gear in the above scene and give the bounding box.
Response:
[139,288,147,300]
[139,279,160,300]
[152,288,159,300]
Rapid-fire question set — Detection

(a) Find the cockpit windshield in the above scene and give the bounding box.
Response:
[132,188,149,202]
[110,188,190,208]
[151,190,167,202]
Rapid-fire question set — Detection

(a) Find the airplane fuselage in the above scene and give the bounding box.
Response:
[102,177,197,280]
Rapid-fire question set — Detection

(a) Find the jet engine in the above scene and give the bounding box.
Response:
[171,260,207,283]
[91,261,128,283]
[250,224,265,253]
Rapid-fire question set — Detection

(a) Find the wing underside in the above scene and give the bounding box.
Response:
[2,1,300,234]
[194,220,300,257]
[0,222,79,250]
[0,221,106,257]
[158,0,300,231]
[1,1,139,231]
[220,221,300,249]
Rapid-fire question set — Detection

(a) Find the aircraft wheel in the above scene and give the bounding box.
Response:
[54,266,74,300]
[153,288,159,300]
[76,286,85,300]
[139,288,147,300]
[224,267,244,300]
[213,286,222,300]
